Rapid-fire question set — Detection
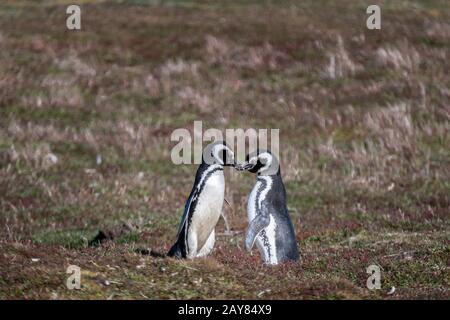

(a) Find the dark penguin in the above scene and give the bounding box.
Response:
[236,150,299,264]
[168,141,234,258]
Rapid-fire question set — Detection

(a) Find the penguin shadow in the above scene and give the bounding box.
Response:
[87,221,167,258]
[134,248,166,258]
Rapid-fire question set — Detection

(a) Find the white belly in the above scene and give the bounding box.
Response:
[190,172,225,250]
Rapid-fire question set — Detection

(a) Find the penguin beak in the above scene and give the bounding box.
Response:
[235,162,255,171]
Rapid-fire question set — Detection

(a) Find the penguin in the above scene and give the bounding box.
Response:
[168,141,235,259]
[235,150,300,265]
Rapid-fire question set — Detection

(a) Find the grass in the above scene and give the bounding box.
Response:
[0,0,449,299]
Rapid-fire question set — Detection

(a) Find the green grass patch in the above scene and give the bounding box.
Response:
[32,229,98,249]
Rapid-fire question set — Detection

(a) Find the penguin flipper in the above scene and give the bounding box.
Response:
[176,188,198,237]
[245,210,270,252]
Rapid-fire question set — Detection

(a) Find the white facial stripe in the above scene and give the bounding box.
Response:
[249,156,258,165]
[212,145,232,165]
[212,145,223,165]
[258,152,273,173]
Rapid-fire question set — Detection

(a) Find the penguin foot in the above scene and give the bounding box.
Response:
[167,242,185,258]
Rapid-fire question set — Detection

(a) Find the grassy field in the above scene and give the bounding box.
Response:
[0,0,449,299]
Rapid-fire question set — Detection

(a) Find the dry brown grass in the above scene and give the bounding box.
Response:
[0,0,449,299]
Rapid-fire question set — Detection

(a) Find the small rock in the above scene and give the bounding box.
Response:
[257,289,271,297]
[44,153,58,165]
[387,286,396,295]
[136,172,144,180]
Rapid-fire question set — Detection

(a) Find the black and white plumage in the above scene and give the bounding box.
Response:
[168,141,234,259]
[236,150,299,265]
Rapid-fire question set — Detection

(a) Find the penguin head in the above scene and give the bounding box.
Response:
[235,149,280,175]
[202,140,235,167]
